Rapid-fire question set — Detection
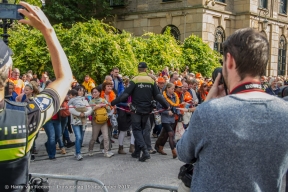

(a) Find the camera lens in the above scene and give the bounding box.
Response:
[212,67,223,85]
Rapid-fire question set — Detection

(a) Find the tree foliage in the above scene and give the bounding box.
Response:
[42,0,111,27]
[4,19,220,83]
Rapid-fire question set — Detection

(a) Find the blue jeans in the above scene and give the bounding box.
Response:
[72,125,84,155]
[60,116,71,142]
[43,119,64,159]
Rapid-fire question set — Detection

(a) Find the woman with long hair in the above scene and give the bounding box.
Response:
[197,82,208,104]
[155,83,179,158]
[16,81,39,102]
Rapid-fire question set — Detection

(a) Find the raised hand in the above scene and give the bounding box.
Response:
[18,1,53,33]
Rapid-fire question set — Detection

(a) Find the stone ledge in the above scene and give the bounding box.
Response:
[278,13,288,17]
[215,1,227,6]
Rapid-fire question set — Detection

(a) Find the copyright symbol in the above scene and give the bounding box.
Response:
[5,185,9,189]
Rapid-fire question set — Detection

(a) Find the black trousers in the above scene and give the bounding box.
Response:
[131,113,150,150]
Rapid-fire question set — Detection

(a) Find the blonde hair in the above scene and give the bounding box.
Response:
[164,82,175,92]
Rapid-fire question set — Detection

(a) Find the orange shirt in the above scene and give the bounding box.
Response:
[183,91,193,103]
[9,78,24,95]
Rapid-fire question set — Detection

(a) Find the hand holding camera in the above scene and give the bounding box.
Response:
[18,1,53,33]
[205,72,226,101]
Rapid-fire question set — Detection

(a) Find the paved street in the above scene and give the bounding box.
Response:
[30,123,183,192]
[30,123,288,192]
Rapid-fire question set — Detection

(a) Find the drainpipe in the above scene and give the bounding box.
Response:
[184,12,187,40]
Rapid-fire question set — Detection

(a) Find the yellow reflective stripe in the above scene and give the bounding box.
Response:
[0,138,26,145]
[0,146,25,161]
[26,138,35,153]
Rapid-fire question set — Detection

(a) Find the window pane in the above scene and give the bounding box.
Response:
[215,0,225,2]
[279,0,287,14]
[259,0,267,8]
[278,36,287,75]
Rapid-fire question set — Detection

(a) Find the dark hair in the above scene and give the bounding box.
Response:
[91,87,101,94]
[68,89,78,96]
[74,85,86,95]
[102,80,113,91]
[222,28,269,80]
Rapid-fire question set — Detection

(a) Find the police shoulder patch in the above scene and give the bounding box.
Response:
[33,96,53,112]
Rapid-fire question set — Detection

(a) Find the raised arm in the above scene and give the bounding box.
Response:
[18,2,73,105]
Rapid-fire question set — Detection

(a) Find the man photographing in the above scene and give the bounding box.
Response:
[0,2,72,191]
[177,28,288,191]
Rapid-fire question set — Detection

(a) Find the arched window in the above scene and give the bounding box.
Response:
[214,27,225,55]
[162,25,181,41]
[278,35,287,75]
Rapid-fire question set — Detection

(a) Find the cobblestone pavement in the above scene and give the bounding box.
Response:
[30,123,183,192]
[30,123,287,192]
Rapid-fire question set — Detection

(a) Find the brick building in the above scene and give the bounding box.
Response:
[107,0,288,76]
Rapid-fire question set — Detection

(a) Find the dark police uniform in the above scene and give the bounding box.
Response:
[0,88,60,192]
[111,62,168,161]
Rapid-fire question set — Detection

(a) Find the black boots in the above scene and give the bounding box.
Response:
[139,148,150,162]
[131,152,140,158]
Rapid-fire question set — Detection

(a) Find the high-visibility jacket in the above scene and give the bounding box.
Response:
[0,88,59,191]
[0,100,30,188]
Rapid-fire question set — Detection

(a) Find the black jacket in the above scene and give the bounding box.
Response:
[111,72,168,114]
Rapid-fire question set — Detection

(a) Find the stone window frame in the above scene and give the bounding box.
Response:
[161,25,181,41]
[214,26,225,55]
[278,35,287,76]
[258,0,268,9]
[279,0,287,14]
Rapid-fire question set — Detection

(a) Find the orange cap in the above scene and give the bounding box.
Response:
[207,81,213,86]
[196,73,202,78]
[174,80,183,87]
[157,77,165,83]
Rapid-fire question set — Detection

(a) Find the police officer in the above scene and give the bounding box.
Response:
[111,62,169,162]
[0,2,73,191]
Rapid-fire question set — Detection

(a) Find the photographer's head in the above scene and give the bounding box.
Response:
[0,40,13,90]
[222,28,269,90]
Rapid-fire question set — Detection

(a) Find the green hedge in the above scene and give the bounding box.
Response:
[2,19,220,83]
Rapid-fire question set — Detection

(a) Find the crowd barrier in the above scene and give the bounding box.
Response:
[135,184,178,192]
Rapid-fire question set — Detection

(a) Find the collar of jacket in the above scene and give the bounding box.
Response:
[111,75,123,82]
[138,72,148,76]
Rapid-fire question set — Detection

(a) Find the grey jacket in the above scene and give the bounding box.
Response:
[177,92,288,192]
[157,93,180,123]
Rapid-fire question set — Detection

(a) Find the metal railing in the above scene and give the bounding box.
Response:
[135,184,178,192]
[30,173,108,192]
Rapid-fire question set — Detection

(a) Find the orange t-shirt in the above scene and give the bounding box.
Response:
[9,78,24,95]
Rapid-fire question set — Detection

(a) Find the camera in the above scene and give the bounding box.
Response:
[278,85,288,98]
[212,67,224,85]
[151,100,157,109]
[0,4,24,20]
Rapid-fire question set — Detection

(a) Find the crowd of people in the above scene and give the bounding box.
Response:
[8,63,288,162]
[1,3,288,190]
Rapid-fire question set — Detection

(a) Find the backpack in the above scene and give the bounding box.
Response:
[94,107,108,124]
[60,100,70,117]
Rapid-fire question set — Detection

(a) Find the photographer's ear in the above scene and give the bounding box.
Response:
[225,53,236,70]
